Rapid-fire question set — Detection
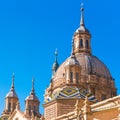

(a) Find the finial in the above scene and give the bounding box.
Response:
[31,77,35,95]
[80,3,84,26]
[11,73,15,90]
[81,3,84,9]
[55,48,58,62]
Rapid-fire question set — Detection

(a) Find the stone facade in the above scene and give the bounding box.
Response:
[43,96,120,120]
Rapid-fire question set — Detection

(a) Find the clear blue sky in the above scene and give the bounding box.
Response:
[0,0,120,115]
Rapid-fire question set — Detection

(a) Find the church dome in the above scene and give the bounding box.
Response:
[53,4,112,81]
[26,94,39,101]
[75,26,90,33]
[54,54,112,81]
[6,88,18,98]
[45,4,116,102]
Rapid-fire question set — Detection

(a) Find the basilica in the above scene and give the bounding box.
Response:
[1,4,120,120]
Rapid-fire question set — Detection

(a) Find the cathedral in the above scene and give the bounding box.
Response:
[1,4,120,120]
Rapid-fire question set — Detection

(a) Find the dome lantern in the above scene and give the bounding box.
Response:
[73,3,91,55]
[25,78,40,117]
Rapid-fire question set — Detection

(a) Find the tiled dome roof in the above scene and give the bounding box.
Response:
[45,86,97,103]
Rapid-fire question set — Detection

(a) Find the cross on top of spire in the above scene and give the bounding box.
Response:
[80,3,84,27]
[31,77,35,95]
[11,73,15,91]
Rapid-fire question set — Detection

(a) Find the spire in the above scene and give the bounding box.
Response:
[25,77,39,101]
[31,78,35,95]
[11,73,15,91]
[75,3,90,33]
[80,3,84,27]
[52,49,59,76]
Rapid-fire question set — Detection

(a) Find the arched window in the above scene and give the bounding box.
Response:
[80,39,83,48]
[76,72,79,83]
[70,72,73,83]
[86,40,89,48]
[29,105,31,115]
[8,102,11,112]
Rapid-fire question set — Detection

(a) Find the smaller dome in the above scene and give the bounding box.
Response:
[26,94,39,102]
[26,78,39,102]
[66,54,80,67]
[75,25,90,34]
[6,88,18,98]
[75,3,90,35]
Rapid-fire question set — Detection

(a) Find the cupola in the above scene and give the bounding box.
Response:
[65,40,81,84]
[25,78,40,118]
[73,3,91,55]
[1,73,19,120]
[5,73,18,112]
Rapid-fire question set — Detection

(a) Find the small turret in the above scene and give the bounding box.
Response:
[1,73,19,120]
[52,49,59,76]
[25,78,41,118]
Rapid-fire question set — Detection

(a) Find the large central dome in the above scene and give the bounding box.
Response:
[54,54,112,81]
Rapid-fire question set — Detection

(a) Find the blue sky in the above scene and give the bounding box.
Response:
[0,0,120,115]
